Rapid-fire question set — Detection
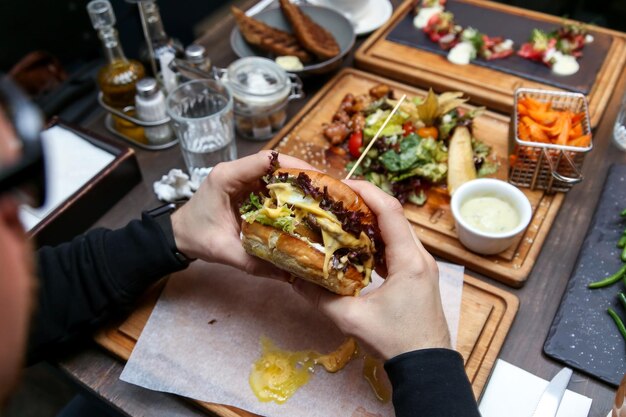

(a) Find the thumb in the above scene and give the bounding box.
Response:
[292,279,351,322]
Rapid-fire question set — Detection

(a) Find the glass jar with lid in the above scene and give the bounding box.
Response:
[217,57,303,141]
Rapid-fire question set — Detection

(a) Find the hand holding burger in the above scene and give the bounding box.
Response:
[293,180,450,360]
[239,154,383,296]
[170,151,316,281]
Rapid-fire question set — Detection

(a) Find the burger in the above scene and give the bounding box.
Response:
[240,154,382,296]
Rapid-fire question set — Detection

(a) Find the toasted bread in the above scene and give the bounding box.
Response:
[232,6,312,63]
[278,0,340,60]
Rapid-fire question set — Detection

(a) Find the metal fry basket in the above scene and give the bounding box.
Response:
[508,88,593,193]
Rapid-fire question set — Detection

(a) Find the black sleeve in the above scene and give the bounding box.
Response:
[27,213,188,364]
[384,348,481,417]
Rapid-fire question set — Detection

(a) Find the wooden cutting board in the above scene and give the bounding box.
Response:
[95,274,518,417]
[354,0,626,128]
[264,68,563,287]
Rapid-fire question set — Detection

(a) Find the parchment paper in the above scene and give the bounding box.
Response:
[120,261,464,417]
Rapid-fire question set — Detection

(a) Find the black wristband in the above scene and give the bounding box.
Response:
[146,203,196,265]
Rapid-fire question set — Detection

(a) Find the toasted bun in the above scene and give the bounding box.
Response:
[241,169,379,296]
[241,221,366,296]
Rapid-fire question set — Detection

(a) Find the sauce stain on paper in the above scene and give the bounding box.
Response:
[250,336,374,404]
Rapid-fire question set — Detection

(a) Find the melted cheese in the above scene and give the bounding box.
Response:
[260,198,292,219]
[363,355,391,403]
[267,183,338,222]
[317,216,372,280]
[250,336,358,404]
[266,181,375,283]
[315,337,358,373]
[249,336,315,404]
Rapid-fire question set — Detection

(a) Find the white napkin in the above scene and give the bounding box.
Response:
[479,359,593,417]
[153,167,212,202]
[19,125,115,231]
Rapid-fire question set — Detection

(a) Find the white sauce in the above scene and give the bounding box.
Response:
[447,42,475,65]
[413,6,443,29]
[275,56,304,71]
[460,196,519,234]
[494,39,514,53]
[551,51,580,76]
[585,34,594,44]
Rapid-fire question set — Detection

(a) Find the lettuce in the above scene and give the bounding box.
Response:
[242,210,295,234]
[364,110,406,140]
[239,193,263,214]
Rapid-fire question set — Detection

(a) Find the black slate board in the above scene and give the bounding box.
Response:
[386,0,612,95]
[544,165,626,387]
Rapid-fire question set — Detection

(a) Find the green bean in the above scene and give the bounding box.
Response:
[608,308,626,341]
[622,246,626,262]
[621,208,626,217]
[619,236,626,249]
[588,265,626,289]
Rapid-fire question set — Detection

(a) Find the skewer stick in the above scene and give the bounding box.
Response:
[345,94,407,180]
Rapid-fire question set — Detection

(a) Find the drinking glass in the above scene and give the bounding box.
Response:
[166,80,237,178]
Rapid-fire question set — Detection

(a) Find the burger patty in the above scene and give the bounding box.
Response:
[293,222,323,245]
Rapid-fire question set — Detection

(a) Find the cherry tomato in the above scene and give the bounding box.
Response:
[402,122,416,136]
[348,130,363,158]
[416,126,439,140]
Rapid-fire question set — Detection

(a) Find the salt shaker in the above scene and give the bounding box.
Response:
[184,44,212,75]
[135,77,173,144]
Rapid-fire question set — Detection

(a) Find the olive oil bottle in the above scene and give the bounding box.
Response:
[87,0,146,142]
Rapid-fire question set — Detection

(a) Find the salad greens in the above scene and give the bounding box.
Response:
[347,97,497,205]
[240,193,296,233]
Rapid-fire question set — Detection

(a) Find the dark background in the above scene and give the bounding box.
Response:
[1,0,624,74]
[0,0,225,73]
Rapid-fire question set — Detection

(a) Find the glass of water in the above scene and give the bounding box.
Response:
[166,80,237,178]
[614,91,626,151]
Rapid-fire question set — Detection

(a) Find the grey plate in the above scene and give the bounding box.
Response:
[230,5,355,76]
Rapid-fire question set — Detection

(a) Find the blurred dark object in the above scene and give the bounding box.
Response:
[9,53,100,124]
[495,0,626,32]
[1,0,224,124]
[0,1,224,73]
[9,52,68,98]
[34,61,100,122]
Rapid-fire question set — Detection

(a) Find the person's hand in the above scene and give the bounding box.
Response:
[292,180,451,360]
[170,151,316,280]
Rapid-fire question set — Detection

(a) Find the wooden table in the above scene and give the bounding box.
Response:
[54,1,626,416]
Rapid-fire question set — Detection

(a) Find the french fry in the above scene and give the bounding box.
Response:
[528,108,558,125]
[568,122,583,139]
[569,134,591,148]
[555,114,570,146]
[516,101,590,148]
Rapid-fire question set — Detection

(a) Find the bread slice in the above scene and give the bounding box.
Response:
[242,221,367,296]
[278,0,340,60]
[231,6,312,63]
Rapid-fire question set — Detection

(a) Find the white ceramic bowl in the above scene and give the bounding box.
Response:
[450,179,532,255]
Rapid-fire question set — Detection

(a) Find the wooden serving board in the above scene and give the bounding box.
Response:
[354,0,626,128]
[265,68,563,287]
[95,274,518,416]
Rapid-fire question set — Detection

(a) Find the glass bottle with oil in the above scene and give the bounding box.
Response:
[87,0,146,142]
